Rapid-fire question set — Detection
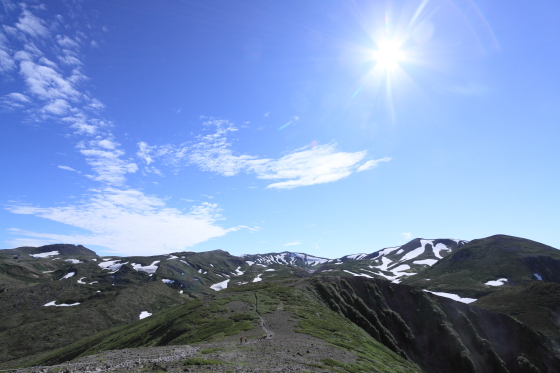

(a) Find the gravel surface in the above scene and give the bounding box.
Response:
[14,310,356,373]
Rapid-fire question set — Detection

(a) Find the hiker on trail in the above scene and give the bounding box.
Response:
[244,337,248,343]
[240,337,243,344]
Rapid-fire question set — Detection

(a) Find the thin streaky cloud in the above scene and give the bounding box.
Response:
[137,119,390,189]
[58,165,80,173]
[284,241,301,246]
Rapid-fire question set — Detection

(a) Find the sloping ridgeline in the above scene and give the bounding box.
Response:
[313,277,560,373]
[29,277,421,373]
[30,277,560,373]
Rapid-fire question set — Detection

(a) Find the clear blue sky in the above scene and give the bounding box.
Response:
[1,0,559,258]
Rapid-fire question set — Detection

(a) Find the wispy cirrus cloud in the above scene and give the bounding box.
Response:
[137,119,390,189]
[7,188,237,256]
[2,4,237,254]
[58,165,80,173]
[283,241,301,246]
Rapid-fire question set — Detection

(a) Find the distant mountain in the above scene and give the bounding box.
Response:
[402,234,560,298]
[2,235,559,370]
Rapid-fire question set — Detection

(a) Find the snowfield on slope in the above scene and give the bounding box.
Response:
[210,279,230,291]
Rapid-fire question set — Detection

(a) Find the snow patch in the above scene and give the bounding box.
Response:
[400,240,433,262]
[253,274,263,282]
[210,279,230,291]
[60,272,76,280]
[535,273,543,280]
[99,260,128,271]
[432,243,451,259]
[345,253,367,260]
[131,261,160,273]
[413,259,438,266]
[343,270,373,278]
[423,290,477,304]
[265,269,275,271]
[139,311,152,319]
[65,259,83,264]
[372,256,393,271]
[44,301,80,307]
[485,278,507,286]
[161,279,175,284]
[246,261,255,266]
[376,246,401,256]
[234,266,244,275]
[31,251,59,258]
[77,277,87,284]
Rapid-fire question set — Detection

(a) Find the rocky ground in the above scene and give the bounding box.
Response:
[12,310,356,373]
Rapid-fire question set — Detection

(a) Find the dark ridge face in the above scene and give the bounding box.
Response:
[314,276,560,373]
[519,255,560,283]
[35,244,98,257]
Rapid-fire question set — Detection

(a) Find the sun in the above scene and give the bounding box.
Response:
[371,40,405,71]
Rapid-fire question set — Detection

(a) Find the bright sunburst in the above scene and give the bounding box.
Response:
[371,40,405,71]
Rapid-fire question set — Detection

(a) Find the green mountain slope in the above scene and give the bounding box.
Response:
[402,234,560,299]
[30,277,560,373]
[32,277,422,373]
[472,281,560,342]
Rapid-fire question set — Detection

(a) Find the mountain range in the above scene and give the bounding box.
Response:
[1,234,559,372]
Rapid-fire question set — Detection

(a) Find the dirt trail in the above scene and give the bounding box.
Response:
[254,292,273,340]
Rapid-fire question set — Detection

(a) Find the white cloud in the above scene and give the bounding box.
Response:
[0,49,16,73]
[58,165,80,173]
[97,139,117,150]
[15,10,49,39]
[249,143,366,189]
[263,112,269,117]
[56,35,79,49]
[19,60,82,101]
[140,119,389,189]
[42,98,70,115]
[357,157,391,172]
[402,232,412,240]
[7,188,237,256]
[284,242,301,246]
[1,92,31,110]
[78,145,138,186]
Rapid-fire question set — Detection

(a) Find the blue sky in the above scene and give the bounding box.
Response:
[1,0,559,258]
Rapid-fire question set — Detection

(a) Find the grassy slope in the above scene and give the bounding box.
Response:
[402,235,560,298]
[31,278,420,373]
[0,280,186,368]
[473,281,560,342]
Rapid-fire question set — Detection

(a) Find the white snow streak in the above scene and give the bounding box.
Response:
[30,251,59,258]
[484,278,507,286]
[131,261,160,273]
[210,279,230,291]
[535,273,543,280]
[343,270,373,278]
[423,290,477,304]
[139,311,152,319]
[44,301,80,307]
[413,259,438,266]
[59,272,76,280]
